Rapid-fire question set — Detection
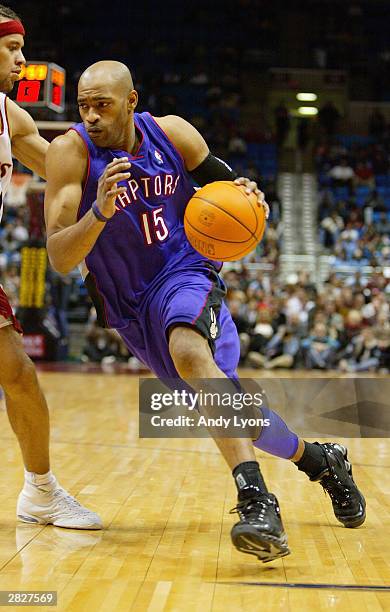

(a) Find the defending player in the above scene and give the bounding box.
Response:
[45,61,365,562]
[0,5,101,529]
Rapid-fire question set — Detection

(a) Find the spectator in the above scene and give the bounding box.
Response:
[339,327,381,372]
[246,308,274,363]
[248,315,304,369]
[368,108,386,139]
[297,118,310,152]
[228,130,248,156]
[274,101,290,148]
[321,211,344,248]
[301,322,339,369]
[353,162,375,188]
[328,158,355,192]
[318,101,341,137]
[363,190,386,225]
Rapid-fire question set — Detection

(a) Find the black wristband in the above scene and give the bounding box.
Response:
[92,200,112,223]
[190,152,238,186]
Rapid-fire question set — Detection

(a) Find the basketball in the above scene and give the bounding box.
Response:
[184,181,266,261]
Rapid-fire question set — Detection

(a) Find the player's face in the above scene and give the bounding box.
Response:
[77,86,131,149]
[0,33,25,93]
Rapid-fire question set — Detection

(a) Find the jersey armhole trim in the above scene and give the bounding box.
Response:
[4,96,11,138]
[147,112,186,166]
[0,95,6,137]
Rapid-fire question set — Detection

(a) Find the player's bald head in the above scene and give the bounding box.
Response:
[79,61,134,97]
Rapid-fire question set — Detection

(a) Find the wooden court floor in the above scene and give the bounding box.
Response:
[0,370,389,611]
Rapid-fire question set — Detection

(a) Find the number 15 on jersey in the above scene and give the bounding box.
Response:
[140,207,169,245]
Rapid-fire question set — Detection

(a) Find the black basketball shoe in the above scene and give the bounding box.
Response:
[230,490,290,563]
[311,443,366,528]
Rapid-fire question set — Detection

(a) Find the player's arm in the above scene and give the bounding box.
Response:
[45,132,130,275]
[156,115,269,217]
[6,98,48,179]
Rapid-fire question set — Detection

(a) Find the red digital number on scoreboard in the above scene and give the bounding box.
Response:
[16,80,41,103]
[51,85,62,107]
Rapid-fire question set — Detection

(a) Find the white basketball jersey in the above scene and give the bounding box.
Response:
[0,93,13,224]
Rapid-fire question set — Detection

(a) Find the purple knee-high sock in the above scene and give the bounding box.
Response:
[253,404,299,459]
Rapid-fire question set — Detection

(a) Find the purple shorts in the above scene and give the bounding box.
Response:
[118,265,240,378]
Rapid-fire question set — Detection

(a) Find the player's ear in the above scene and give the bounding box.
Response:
[128,90,138,113]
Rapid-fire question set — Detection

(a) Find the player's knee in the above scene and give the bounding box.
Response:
[169,328,207,377]
[0,353,38,395]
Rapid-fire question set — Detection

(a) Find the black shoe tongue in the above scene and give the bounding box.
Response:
[238,485,263,501]
[310,466,330,481]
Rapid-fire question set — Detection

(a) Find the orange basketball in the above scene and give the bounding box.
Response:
[184,181,266,261]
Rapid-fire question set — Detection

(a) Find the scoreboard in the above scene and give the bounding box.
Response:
[14,62,66,113]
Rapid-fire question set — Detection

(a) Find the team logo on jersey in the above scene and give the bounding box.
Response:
[154,150,163,164]
[209,307,218,340]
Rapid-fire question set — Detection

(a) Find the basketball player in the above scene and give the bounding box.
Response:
[44,61,365,562]
[0,5,101,529]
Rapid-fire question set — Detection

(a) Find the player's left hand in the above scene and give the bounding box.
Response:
[234,177,270,219]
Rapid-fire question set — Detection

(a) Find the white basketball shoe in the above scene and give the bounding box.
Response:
[17,476,103,530]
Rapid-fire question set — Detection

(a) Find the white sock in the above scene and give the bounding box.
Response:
[24,469,57,491]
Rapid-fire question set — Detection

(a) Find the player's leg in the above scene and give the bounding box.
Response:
[169,323,290,562]
[173,283,365,526]
[210,300,365,530]
[170,321,365,552]
[0,320,102,529]
[0,322,50,473]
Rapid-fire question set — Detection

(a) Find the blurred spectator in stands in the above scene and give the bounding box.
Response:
[1,224,19,254]
[2,263,20,309]
[11,218,29,244]
[228,129,248,157]
[328,158,354,192]
[82,313,129,364]
[0,246,6,273]
[248,314,304,370]
[49,271,72,341]
[376,212,390,236]
[363,189,386,225]
[265,180,282,223]
[246,307,274,359]
[353,162,375,188]
[318,101,341,137]
[297,118,310,153]
[229,299,253,361]
[339,326,381,372]
[274,101,290,148]
[321,210,344,248]
[368,108,386,140]
[336,309,363,355]
[312,43,328,69]
[301,321,339,369]
[189,64,209,85]
[376,328,390,372]
[371,148,389,174]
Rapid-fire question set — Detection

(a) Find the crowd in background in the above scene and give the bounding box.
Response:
[1,0,389,371]
[226,268,389,373]
[316,108,390,270]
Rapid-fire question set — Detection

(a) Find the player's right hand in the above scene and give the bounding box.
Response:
[96,157,131,219]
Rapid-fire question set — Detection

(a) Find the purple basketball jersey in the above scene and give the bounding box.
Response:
[72,112,221,328]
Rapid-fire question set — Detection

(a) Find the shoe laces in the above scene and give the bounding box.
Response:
[230,495,272,520]
[52,488,92,517]
[319,458,352,506]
